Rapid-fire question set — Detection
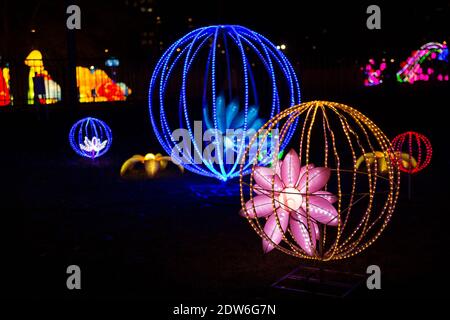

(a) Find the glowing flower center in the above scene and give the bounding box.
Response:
[278,187,303,210]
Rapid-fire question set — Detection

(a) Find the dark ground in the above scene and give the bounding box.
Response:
[4,83,450,302]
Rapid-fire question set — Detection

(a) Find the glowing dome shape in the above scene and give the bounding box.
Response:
[240,101,400,261]
[149,25,301,181]
[69,117,112,159]
[391,131,432,174]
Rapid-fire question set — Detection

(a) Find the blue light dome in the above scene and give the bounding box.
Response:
[69,117,112,159]
[149,25,301,181]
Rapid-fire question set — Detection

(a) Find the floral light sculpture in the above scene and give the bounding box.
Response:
[240,101,400,260]
[69,117,112,159]
[240,149,338,255]
[120,153,184,178]
[149,25,301,181]
[203,94,265,152]
[391,131,432,174]
[79,136,108,158]
[356,151,417,174]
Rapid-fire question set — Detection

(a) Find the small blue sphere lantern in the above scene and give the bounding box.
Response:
[149,25,301,181]
[69,117,112,159]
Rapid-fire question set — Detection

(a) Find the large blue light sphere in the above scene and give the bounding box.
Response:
[149,25,301,181]
[69,117,112,159]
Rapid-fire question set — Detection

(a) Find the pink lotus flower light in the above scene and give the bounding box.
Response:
[241,149,338,256]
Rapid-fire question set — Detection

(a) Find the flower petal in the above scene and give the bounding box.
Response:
[290,209,317,256]
[295,164,315,186]
[253,167,284,194]
[274,160,282,177]
[303,196,339,226]
[254,188,265,195]
[145,159,160,177]
[313,221,320,238]
[312,191,338,203]
[262,208,289,253]
[298,167,331,193]
[216,95,227,132]
[240,195,277,218]
[225,100,239,128]
[281,149,301,187]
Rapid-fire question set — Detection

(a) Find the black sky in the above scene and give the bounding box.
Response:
[1,0,449,63]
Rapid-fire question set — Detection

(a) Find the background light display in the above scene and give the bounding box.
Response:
[148,25,301,181]
[24,50,61,105]
[0,67,11,106]
[397,42,448,84]
[363,58,387,86]
[363,41,449,86]
[69,117,113,159]
[76,66,132,103]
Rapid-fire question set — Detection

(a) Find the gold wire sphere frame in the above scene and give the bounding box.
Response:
[239,101,401,261]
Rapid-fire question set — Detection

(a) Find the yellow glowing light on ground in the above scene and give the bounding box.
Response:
[120,153,184,178]
[356,151,417,174]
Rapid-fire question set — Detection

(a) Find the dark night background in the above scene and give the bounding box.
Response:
[2,0,450,305]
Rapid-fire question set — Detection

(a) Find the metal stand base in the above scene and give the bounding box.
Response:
[272,265,366,298]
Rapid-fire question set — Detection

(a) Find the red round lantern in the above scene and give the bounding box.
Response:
[391,131,432,174]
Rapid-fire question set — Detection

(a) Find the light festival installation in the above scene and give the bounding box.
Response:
[149,25,301,181]
[76,66,131,103]
[105,57,120,68]
[24,50,61,104]
[397,42,448,84]
[363,58,387,87]
[391,131,432,174]
[362,41,449,86]
[240,101,400,260]
[120,153,184,178]
[69,117,112,159]
[240,149,338,255]
[0,66,11,106]
[356,151,417,175]
[203,94,265,152]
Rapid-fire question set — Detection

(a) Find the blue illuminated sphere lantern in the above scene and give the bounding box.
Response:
[69,117,112,159]
[149,25,301,181]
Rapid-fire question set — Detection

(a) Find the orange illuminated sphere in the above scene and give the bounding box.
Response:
[239,101,401,261]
